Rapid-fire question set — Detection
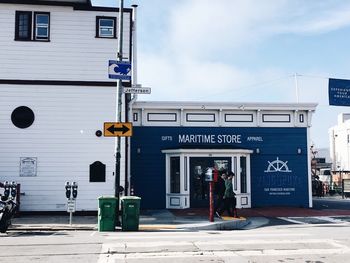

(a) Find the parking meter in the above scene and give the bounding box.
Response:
[72,182,78,199]
[10,182,17,199]
[3,181,10,199]
[65,182,71,199]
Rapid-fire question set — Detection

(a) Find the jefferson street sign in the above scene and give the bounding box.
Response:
[123,87,151,94]
[108,60,131,80]
[104,122,133,137]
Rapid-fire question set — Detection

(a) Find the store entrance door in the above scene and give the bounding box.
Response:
[189,157,231,208]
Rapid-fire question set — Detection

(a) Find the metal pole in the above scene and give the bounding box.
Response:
[209,181,214,222]
[341,171,344,199]
[115,0,124,225]
[331,131,336,190]
[126,4,138,196]
[294,73,299,103]
[69,211,72,226]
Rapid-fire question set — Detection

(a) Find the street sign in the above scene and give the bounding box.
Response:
[329,78,350,106]
[67,199,76,213]
[104,122,132,137]
[123,87,151,94]
[108,60,131,80]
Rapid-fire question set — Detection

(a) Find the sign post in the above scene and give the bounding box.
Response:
[205,168,214,222]
[209,181,214,222]
[65,182,78,226]
[67,199,76,226]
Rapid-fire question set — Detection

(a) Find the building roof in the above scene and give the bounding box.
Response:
[0,0,92,6]
[133,101,318,111]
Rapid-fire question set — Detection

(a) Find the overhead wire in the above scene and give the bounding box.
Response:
[197,74,294,100]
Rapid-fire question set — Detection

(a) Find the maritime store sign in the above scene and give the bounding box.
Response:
[161,134,264,144]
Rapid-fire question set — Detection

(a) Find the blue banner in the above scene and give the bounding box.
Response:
[329,78,350,106]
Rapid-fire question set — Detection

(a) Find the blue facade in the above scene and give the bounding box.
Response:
[131,126,309,209]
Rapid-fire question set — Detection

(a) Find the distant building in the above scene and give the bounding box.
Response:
[329,113,350,186]
[329,113,350,171]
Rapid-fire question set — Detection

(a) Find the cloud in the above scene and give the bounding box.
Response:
[138,51,298,103]
[164,1,350,58]
[133,0,350,147]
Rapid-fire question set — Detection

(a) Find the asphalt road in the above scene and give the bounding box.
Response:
[2,221,350,263]
[1,196,349,263]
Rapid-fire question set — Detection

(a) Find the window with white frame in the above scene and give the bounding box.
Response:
[34,12,50,40]
[96,16,116,38]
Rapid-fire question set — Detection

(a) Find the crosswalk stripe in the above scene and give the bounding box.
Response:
[278,216,350,225]
[277,217,307,224]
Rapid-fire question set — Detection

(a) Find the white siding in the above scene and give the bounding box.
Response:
[0,4,131,81]
[0,84,122,211]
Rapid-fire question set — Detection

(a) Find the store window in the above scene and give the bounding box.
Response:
[170,157,180,193]
[240,156,247,193]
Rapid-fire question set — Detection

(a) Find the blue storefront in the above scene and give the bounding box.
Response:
[130,101,316,210]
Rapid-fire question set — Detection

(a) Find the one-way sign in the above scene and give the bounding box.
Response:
[104,122,133,137]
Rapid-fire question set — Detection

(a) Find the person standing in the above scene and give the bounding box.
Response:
[219,171,236,217]
[214,171,226,218]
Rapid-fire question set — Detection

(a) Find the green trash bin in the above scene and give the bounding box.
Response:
[121,196,141,231]
[98,196,118,232]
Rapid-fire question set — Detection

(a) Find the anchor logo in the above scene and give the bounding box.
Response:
[264,157,292,173]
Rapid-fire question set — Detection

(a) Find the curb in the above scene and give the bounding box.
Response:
[9,218,248,232]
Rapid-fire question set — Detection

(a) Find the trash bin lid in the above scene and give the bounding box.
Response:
[98,196,118,200]
[120,196,141,200]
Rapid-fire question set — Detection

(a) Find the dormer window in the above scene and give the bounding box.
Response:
[15,11,50,41]
[96,16,116,38]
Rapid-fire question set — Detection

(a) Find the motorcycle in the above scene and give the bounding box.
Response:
[0,182,18,233]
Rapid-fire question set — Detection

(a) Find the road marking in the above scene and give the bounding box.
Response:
[98,247,350,263]
[277,217,307,224]
[90,231,96,237]
[278,216,350,225]
[105,232,309,240]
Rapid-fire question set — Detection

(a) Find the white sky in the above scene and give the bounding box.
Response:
[93,0,350,149]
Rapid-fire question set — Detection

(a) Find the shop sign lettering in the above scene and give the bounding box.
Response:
[178,134,242,144]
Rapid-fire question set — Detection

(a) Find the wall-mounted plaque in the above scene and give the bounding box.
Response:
[20,157,37,177]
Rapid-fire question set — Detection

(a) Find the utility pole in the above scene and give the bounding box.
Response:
[115,0,124,224]
[294,73,299,103]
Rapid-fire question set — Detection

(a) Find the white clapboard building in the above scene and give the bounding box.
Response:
[0,0,134,211]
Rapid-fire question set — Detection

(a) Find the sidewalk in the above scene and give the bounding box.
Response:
[9,210,248,232]
[9,197,350,232]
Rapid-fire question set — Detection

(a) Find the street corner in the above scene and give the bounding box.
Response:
[215,216,249,230]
